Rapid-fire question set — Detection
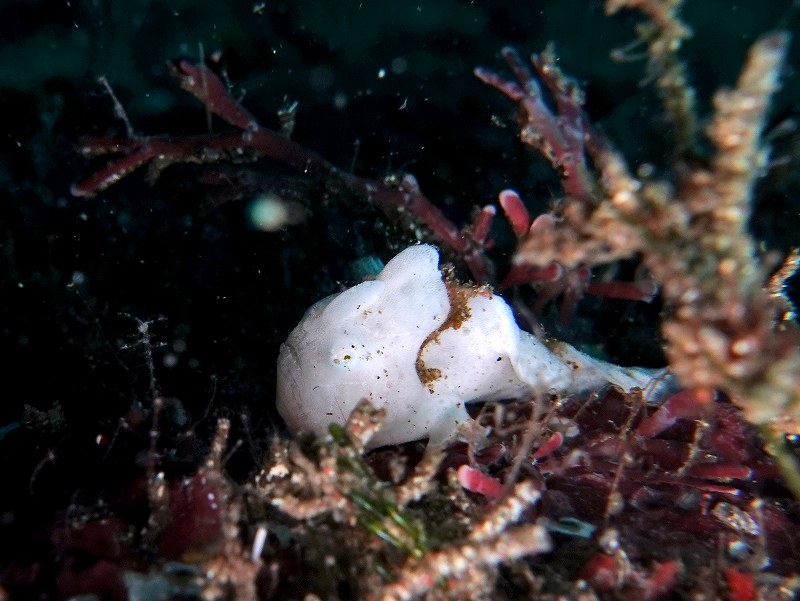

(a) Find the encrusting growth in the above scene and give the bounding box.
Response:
[252,400,552,600]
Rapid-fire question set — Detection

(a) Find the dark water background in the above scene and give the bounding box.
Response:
[0,0,797,587]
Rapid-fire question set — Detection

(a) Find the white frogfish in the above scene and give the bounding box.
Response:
[277,244,664,448]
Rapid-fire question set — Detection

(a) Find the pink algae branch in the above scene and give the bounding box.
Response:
[72,60,497,283]
[74,57,661,314]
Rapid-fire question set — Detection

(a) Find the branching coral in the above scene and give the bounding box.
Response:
[250,400,551,600]
[475,2,800,493]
